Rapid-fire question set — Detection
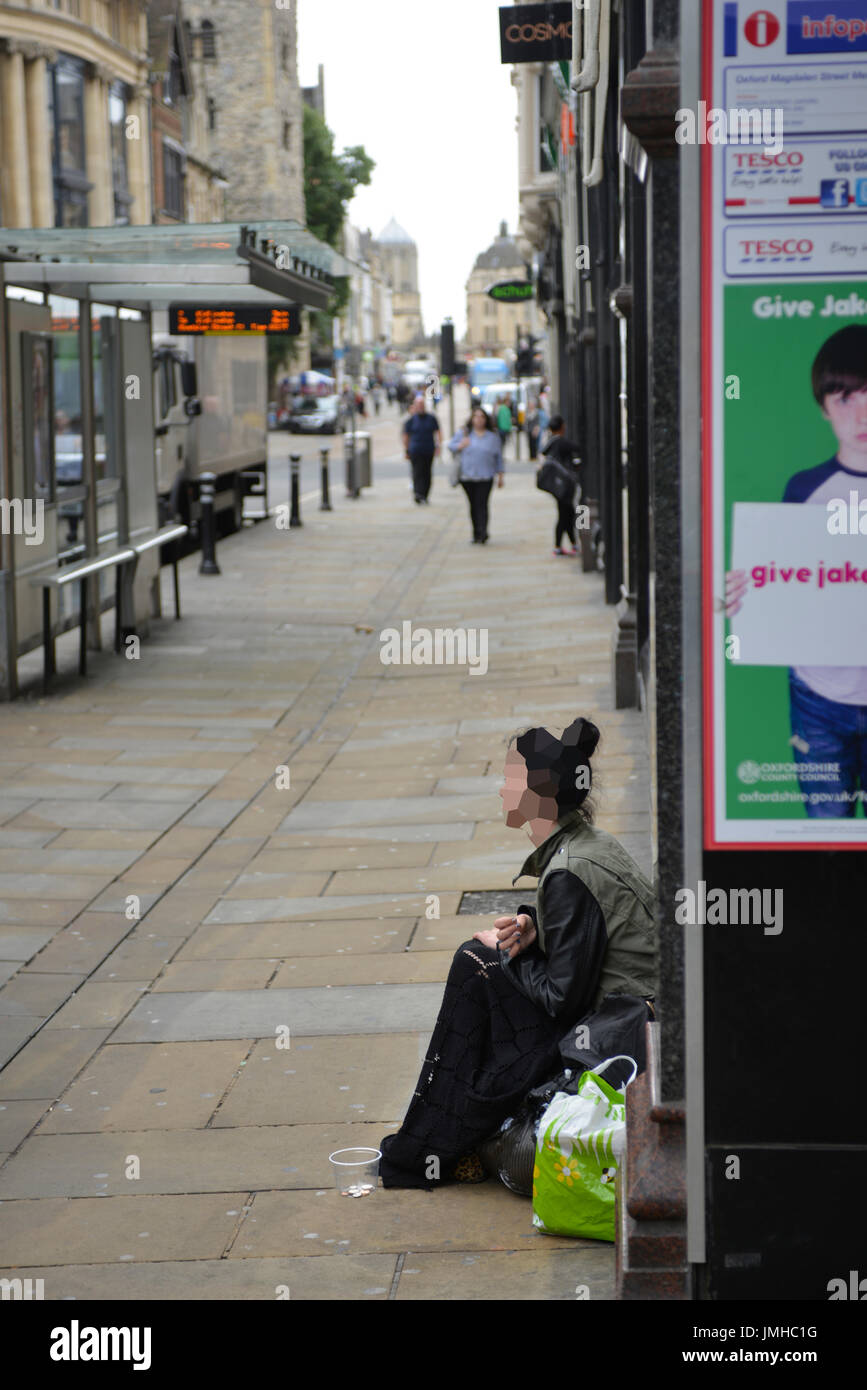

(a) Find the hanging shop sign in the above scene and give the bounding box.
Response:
[487,280,536,302]
[168,304,301,335]
[499,3,573,63]
[702,0,867,849]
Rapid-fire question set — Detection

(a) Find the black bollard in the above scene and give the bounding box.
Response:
[198,472,221,575]
[319,447,333,511]
[289,455,303,527]
[345,438,360,499]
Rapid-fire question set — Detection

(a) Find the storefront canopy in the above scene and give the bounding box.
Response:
[0,221,351,312]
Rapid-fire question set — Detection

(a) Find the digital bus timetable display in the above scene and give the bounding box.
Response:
[168,304,301,335]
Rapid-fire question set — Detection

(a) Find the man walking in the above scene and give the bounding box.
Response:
[401,394,441,504]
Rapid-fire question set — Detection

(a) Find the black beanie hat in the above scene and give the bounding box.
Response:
[514,717,600,814]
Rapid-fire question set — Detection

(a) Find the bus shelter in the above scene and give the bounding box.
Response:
[0,222,349,699]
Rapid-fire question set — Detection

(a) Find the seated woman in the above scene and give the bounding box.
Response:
[379,717,658,1189]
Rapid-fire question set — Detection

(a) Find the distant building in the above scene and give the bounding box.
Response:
[377,217,423,348]
[338,223,394,382]
[465,221,541,359]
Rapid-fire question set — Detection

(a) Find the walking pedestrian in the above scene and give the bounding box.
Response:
[448,407,504,543]
[379,716,658,1188]
[401,394,441,504]
[540,414,581,556]
[495,395,513,454]
[526,397,546,461]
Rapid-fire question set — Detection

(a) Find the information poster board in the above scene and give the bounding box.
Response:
[703,0,867,847]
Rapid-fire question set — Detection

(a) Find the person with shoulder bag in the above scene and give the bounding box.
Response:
[446,406,504,544]
[537,414,581,556]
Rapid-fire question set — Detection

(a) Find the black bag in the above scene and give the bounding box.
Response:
[536,459,576,503]
[478,995,651,1195]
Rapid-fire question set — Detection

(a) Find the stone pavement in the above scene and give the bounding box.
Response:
[0,405,652,1301]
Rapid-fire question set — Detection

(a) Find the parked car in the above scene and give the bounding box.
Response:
[289,394,347,435]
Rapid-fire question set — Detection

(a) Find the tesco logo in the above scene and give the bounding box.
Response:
[740,238,814,256]
[732,149,804,168]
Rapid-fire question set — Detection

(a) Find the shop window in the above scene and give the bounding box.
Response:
[109,82,132,225]
[47,55,92,227]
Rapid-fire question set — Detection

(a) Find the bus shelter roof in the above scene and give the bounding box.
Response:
[0,221,349,312]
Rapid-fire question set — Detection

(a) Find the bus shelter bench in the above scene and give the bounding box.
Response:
[29,548,135,690]
[130,523,188,621]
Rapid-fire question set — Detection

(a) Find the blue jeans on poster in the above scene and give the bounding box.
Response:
[788,671,867,818]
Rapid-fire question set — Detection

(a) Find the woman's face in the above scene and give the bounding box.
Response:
[499,749,530,828]
[471,409,486,431]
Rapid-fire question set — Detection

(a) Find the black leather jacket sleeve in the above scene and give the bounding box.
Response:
[503,870,607,1023]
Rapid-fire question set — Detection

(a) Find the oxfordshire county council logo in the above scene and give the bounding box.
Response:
[737,760,762,785]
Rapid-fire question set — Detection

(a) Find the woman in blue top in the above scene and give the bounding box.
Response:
[448,407,504,544]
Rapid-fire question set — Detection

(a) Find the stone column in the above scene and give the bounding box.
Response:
[85,63,113,226]
[1,42,32,227]
[24,46,55,228]
[126,82,152,225]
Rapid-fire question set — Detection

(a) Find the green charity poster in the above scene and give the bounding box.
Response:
[719,283,867,839]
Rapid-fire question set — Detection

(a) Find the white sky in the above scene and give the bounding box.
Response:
[297,0,521,340]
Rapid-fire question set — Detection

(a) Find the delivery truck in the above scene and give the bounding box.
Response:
[152,311,268,534]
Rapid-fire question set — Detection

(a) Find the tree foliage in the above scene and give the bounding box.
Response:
[303,105,374,249]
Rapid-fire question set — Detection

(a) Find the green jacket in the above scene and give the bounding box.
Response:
[511,809,659,1012]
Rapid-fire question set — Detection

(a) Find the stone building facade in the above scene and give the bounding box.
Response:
[376,217,423,348]
[182,0,305,223]
[0,0,152,228]
[465,221,541,358]
[148,0,224,225]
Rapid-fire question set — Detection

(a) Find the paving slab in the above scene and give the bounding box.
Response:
[0,1098,49,1151]
[0,900,90,927]
[14,800,186,831]
[212,1033,424,1127]
[111,984,443,1042]
[234,1184,583,1258]
[152,959,279,992]
[0,1016,40,1068]
[269,950,454,989]
[279,794,494,831]
[36,1040,250,1133]
[0,1193,250,1266]
[0,1121,388,1196]
[392,1247,615,1300]
[203,891,459,924]
[43,981,150,1031]
[0,1028,112,1101]
[268,822,475,845]
[22,918,133,975]
[175,919,414,961]
[245,844,435,873]
[0,927,62,961]
[0,972,84,1018]
[0,1254,396,1299]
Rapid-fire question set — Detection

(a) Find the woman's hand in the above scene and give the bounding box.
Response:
[719,568,748,618]
[472,928,500,949]
[494,913,537,960]
[497,474,505,488]
[457,434,471,451]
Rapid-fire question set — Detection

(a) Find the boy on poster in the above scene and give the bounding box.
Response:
[727,326,867,818]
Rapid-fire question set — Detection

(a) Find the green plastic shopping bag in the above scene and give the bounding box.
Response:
[532,1055,637,1241]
